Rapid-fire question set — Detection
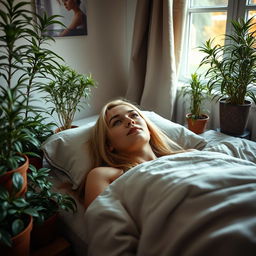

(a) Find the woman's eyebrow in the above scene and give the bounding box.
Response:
[108,110,135,125]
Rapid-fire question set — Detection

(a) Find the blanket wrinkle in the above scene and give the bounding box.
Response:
[85,151,256,256]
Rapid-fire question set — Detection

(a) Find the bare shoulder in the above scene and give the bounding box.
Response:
[85,167,123,209]
[88,166,124,183]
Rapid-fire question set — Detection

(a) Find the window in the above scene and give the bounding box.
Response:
[179,0,256,81]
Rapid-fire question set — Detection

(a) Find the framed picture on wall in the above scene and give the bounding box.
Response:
[35,0,87,37]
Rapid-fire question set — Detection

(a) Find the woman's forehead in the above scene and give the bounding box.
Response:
[106,104,136,120]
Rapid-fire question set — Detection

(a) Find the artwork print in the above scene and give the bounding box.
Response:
[35,0,87,37]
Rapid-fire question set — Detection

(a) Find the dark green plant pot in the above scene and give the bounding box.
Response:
[219,99,251,136]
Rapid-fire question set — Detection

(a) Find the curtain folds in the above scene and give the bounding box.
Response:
[125,0,186,119]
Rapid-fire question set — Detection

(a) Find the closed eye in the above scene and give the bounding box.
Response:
[112,119,122,127]
[130,112,139,119]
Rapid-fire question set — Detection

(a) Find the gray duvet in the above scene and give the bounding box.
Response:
[85,150,256,256]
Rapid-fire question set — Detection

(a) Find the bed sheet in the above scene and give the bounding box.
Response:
[201,130,256,163]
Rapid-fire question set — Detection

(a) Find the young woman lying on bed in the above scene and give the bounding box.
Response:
[84,99,193,209]
[84,99,256,256]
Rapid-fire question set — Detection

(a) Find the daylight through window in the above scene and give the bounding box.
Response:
[180,0,256,81]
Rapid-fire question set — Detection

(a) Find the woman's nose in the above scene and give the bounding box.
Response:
[125,117,135,127]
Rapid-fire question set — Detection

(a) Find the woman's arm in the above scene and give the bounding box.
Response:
[84,167,123,209]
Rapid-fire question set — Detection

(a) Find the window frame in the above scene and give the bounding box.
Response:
[179,0,256,82]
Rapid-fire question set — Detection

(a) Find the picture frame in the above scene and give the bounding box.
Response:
[35,0,87,37]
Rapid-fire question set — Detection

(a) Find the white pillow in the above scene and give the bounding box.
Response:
[41,111,207,189]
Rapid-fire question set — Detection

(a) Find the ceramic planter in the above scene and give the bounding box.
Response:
[0,154,29,197]
[219,99,251,135]
[186,113,209,134]
[0,215,33,256]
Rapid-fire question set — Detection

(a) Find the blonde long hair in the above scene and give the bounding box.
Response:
[89,99,184,171]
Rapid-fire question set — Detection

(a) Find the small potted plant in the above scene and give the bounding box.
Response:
[41,65,96,132]
[181,72,209,134]
[198,16,256,135]
[0,173,39,255]
[26,165,77,249]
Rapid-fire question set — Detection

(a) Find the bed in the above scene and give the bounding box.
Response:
[41,111,256,256]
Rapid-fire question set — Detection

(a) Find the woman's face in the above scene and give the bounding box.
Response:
[105,105,151,154]
[62,0,76,10]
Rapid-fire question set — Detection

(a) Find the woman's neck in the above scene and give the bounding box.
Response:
[127,144,157,164]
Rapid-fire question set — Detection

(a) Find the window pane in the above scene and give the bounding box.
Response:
[248,0,256,5]
[248,10,256,19]
[191,0,228,7]
[247,11,256,35]
[188,12,227,75]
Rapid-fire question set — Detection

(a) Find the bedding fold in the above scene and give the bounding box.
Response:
[85,151,256,256]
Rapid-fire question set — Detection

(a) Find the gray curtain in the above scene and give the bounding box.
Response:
[125,0,186,119]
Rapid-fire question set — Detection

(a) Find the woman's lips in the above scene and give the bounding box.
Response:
[127,127,141,136]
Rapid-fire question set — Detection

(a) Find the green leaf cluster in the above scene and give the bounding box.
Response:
[0,173,39,247]
[181,72,209,119]
[42,65,96,130]
[199,16,256,105]
[26,165,77,225]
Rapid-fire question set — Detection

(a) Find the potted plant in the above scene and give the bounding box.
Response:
[0,173,39,256]
[41,65,96,132]
[26,165,77,249]
[0,86,40,195]
[0,0,64,191]
[181,72,209,134]
[198,16,256,135]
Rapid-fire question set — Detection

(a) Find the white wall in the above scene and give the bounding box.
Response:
[0,0,137,124]
[46,0,137,122]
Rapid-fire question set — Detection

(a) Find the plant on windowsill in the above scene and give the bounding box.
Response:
[181,72,209,134]
[26,165,77,248]
[0,173,39,255]
[41,65,96,132]
[198,16,256,136]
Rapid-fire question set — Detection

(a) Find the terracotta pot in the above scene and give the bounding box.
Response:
[186,113,209,134]
[31,212,59,249]
[0,215,33,256]
[219,99,251,135]
[0,154,29,197]
[54,125,78,133]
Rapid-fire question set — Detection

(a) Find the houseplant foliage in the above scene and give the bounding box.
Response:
[199,16,256,105]
[26,165,77,247]
[198,16,256,135]
[0,0,64,173]
[23,114,56,169]
[181,72,209,134]
[0,173,39,248]
[27,165,77,224]
[182,72,209,119]
[42,65,96,131]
